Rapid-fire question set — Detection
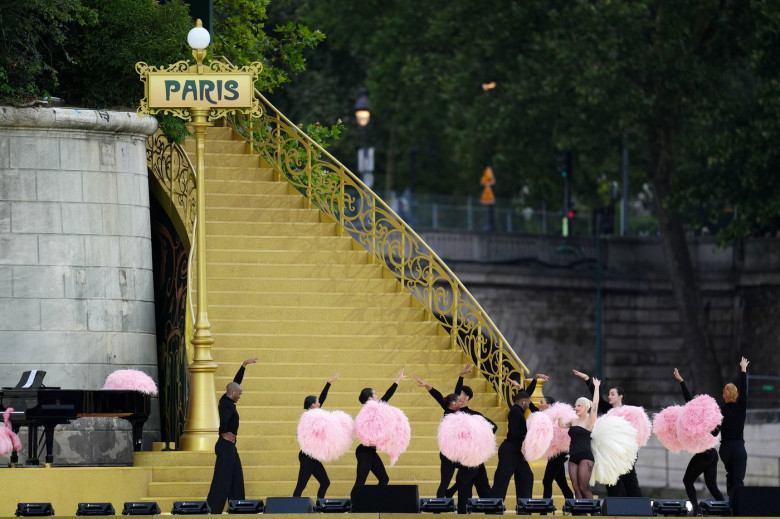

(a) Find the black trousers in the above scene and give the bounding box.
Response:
[454,465,479,514]
[543,452,573,499]
[437,453,457,498]
[446,463,491,499]
[206,437,245,514]
[491,440,534,504]
[352,444,389,495]
[719,439,747,500]
[605,464,642,497]
[683,448,723,508]
[293,451,331,499]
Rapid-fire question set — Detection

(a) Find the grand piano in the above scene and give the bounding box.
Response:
[0,370,151,466]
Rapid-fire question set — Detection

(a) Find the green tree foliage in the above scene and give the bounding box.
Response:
[0,0,97,101]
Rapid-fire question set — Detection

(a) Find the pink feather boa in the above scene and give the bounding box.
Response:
[653,405,684,453]
[607,405,652,448]
[677,395,722,454]
[355,400,410,465]
[522,412,553,461]
[0,408,22,456]
[437,412,496,467]
[297,408,355,462]
[542,403,576,458]
[102,369,158,395]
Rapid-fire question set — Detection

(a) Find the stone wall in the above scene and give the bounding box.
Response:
[0,107,158,464]
[420,231,780,411]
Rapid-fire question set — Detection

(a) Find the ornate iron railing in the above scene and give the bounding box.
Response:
[146,130,197,246]
[225,85,530,407]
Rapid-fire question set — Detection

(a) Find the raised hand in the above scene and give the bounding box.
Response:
[242,357,259,367]
[572,369,589,381]
[328,373,340,383]
[395,368,408,383]
[673,368,683,382]
[740,357,750,372]
[460,362,474,376]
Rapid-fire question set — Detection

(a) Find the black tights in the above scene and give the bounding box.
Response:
[293,451,330,499]
[568,460,593,499]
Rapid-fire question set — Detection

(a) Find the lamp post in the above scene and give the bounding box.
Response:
[137,20,262,451]
[178,20,219,451]
[354,87,374,189]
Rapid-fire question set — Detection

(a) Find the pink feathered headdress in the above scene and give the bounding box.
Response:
[0,408,23,456]
[522,412,553,461]
[297,408,355,462]
[102,369,158,395]
[677,394,722,454]
[438,412,497,468]
[653,405,684,453]
[355,400,410,465]
[542,402,576,458]
[607,405,652,448]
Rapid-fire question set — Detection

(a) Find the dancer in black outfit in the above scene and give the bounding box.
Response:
[491,390,534,507]
[293,373,340,499]
[448,363,497,499]
[558,378,600,499]
[413,375,461,498]
[515,374,574,500]
[351,368,407,495]
[206,357,258,514]
[719,357,750,501]
[572,369,642,497]
[672,368,724,514]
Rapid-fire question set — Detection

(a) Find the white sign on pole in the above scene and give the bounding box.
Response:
[358,147,375,174]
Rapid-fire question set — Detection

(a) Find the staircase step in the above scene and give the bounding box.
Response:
[210,320,442,336]
[205,221,338,236]
[207,291,412,307]
[205,250,369,265]
[208,375,488,393]
[207,193,304,209]
[208,208,321,223]
[207,235,355,251]
[210,348,461,365]
[206,334,451,350]
[208,305,424,321]
[205,179,291,195]
[205,263,383,278]
[202,277,400,293]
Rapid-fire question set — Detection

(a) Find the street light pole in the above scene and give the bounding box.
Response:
[354,87,374,189]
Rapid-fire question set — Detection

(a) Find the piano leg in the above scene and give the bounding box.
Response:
[10,424,21,467]
[25,425,40,465]
[127,417,144,451]
[43,423,56,467]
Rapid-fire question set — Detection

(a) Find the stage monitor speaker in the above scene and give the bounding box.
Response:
[171,501,210,515]
[698,499,731,516]
[122,502,160,516]
[517,498,555,515]
[351,485,420,513]
[602,497,653,516]
[315,499,351,513]
[227,500,264,514]
[467,498,506,515]
[652,499,688,517]
[731,486,780,516]
[76,503,115,516]
[15,504,54,517]
[420,498,456,513]
[562,499,601,516]
[263,497,314,514]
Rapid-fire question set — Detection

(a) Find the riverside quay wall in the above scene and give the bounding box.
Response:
[0,107,158,464]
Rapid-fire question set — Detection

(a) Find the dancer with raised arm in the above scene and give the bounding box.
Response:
[351,368,408,494]
[491,390,534,507]
[719,357,750,501]
[206,357,259,514]
[672,368,724,514]
[557,378,600,499]
[510,375,574,500]
[451,363,497,498]
[572,369,642,497]
[293,373,340,499]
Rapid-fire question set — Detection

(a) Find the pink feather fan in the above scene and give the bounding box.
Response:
[355,400,411,465]
[102,369,158,395]
[677,394,722,454]
[607,405,652,448]
[653,405,684,453]
[438,412,497,467]
[297,408,355,462]
[1,408,22,456]
[522,412,553,461]
[542,402,576,458]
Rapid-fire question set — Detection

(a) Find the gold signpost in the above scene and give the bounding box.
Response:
[137,20,262,451]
